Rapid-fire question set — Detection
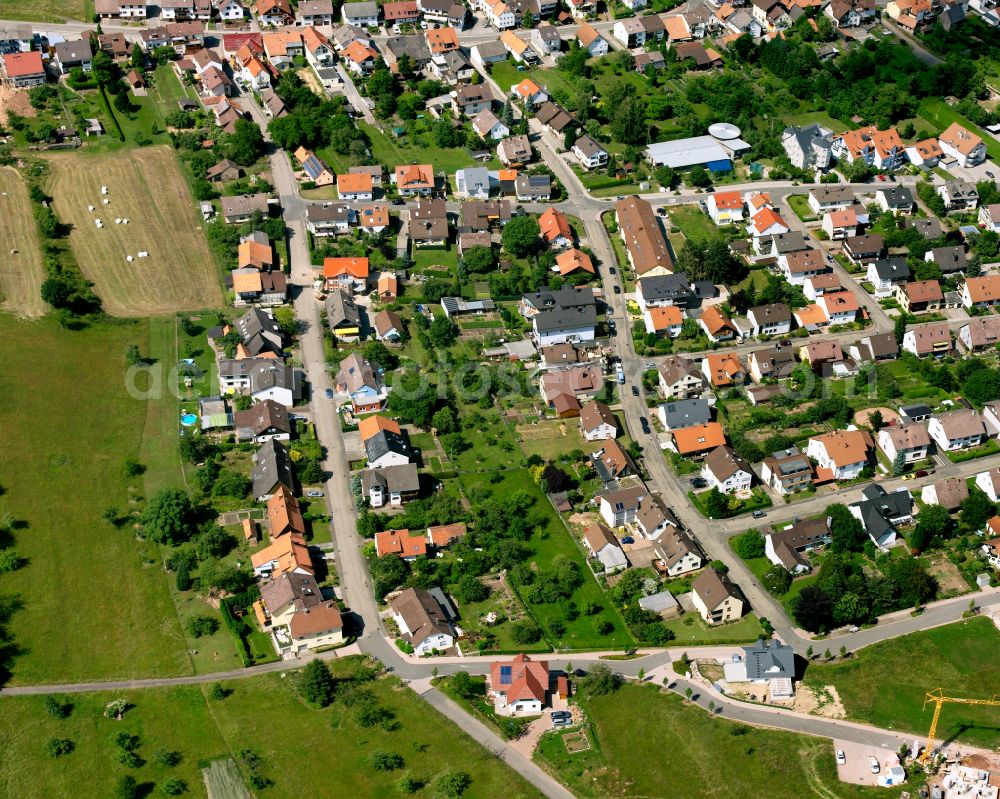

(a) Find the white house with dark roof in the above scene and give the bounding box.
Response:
[701,445,753,494]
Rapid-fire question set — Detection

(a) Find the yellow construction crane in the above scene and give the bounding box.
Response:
[920,688,1000,764]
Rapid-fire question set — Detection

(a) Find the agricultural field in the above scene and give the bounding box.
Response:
[803,618,1000,748]
[0,658,544,799]
[0,166,45,317]
[45,147,224,316]
[0,0,89,22]
[0,315,190,685]
[536,682,906,799]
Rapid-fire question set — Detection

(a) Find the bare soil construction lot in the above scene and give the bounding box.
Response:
[46,146,224,316]
[0,166,45,317]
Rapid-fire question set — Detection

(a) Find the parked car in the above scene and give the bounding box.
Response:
[324,388,334,399]
[609,266,617,275]
[306,490,324,497]
[657,206,667,215]
[690,477,707,488]
[392,199,406,205]
[915,469,929,478]
[836,750,846,766]
[640,416,650,434]
[987,170,995,179]
[621,536,634,544]
[613,285,621,294]
[752,509,767,519]
[631,385,640,396]
[869,757,880,774]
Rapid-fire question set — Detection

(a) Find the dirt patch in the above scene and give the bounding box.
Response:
[568,511,600,527]
[697,661,724,683]
[563,730,591,753]
[853,406,899,428]
[793,683,846,718]
[925,553,970,596]
[0,84,35,125]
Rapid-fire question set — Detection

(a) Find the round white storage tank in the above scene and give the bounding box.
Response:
[709,122,741,140]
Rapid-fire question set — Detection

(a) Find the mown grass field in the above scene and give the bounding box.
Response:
[0,316,191,684]
[0,0,90,22]
[0,166,45,317]
[0,658,544,799]
[803,618,1000,748]
[46,147,223,316]
[536,683,910,799]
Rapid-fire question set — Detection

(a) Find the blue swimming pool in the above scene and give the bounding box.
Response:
[180,413,197,427]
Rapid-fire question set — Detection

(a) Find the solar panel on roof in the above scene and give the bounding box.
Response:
[500,665,512,684]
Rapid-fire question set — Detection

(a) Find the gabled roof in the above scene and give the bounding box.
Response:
[375,528,427,558]
[671,422,726,454]
[939,122,983,157]
[692,568,741,609]
[703,444,751,482]
[323,256,369,279]
[810,429,870,466]
[359,414,401,441]
[539,207,572,243]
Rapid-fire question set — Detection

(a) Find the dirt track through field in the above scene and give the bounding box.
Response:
[46,146,224,316]
[0,166,46,317]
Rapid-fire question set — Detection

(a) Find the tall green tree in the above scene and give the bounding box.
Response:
[298,660,336,707]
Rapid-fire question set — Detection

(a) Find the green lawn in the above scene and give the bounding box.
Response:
[459,469,635,650]
[786,193,819,222]
[359,121,477,174]
[411,244,458,274]
[0,316,190,684]
[919,98,1000,162]
[0,658,544,799]
[667,205,724,245]
[663,612,765,645]
[803,618,1000,748]
[535,683,908,799]
[0,0,90,22]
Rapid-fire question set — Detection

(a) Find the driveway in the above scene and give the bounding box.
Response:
[833,740,901,787]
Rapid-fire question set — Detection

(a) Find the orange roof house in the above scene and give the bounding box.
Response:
[238,237,274,270]
[513,77,542,101]
[394,163,435,193]
[336,172,374,196]
[539,207,572,246]
[426,26,459,53]
[712,190,742,210]
[672,422,726,456]
[343,40,378,67]
[488,653,550,710]
[2,51,44,80]
[555,248,594,275]
[793,303,828,328]
[703,352,744,386]
[374,528,428,559]
[646,305,684,332]
[427,522,467,547]
[267,485,306,538]
[359,414,402,441]
[377,272,398,298]
[750,207,788,235]
[746,192,772,212]
[232,271,263,294]
[939,122,983,160]
[699,305,736,339]
[323,256,369,280]
[251,533,314,576]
